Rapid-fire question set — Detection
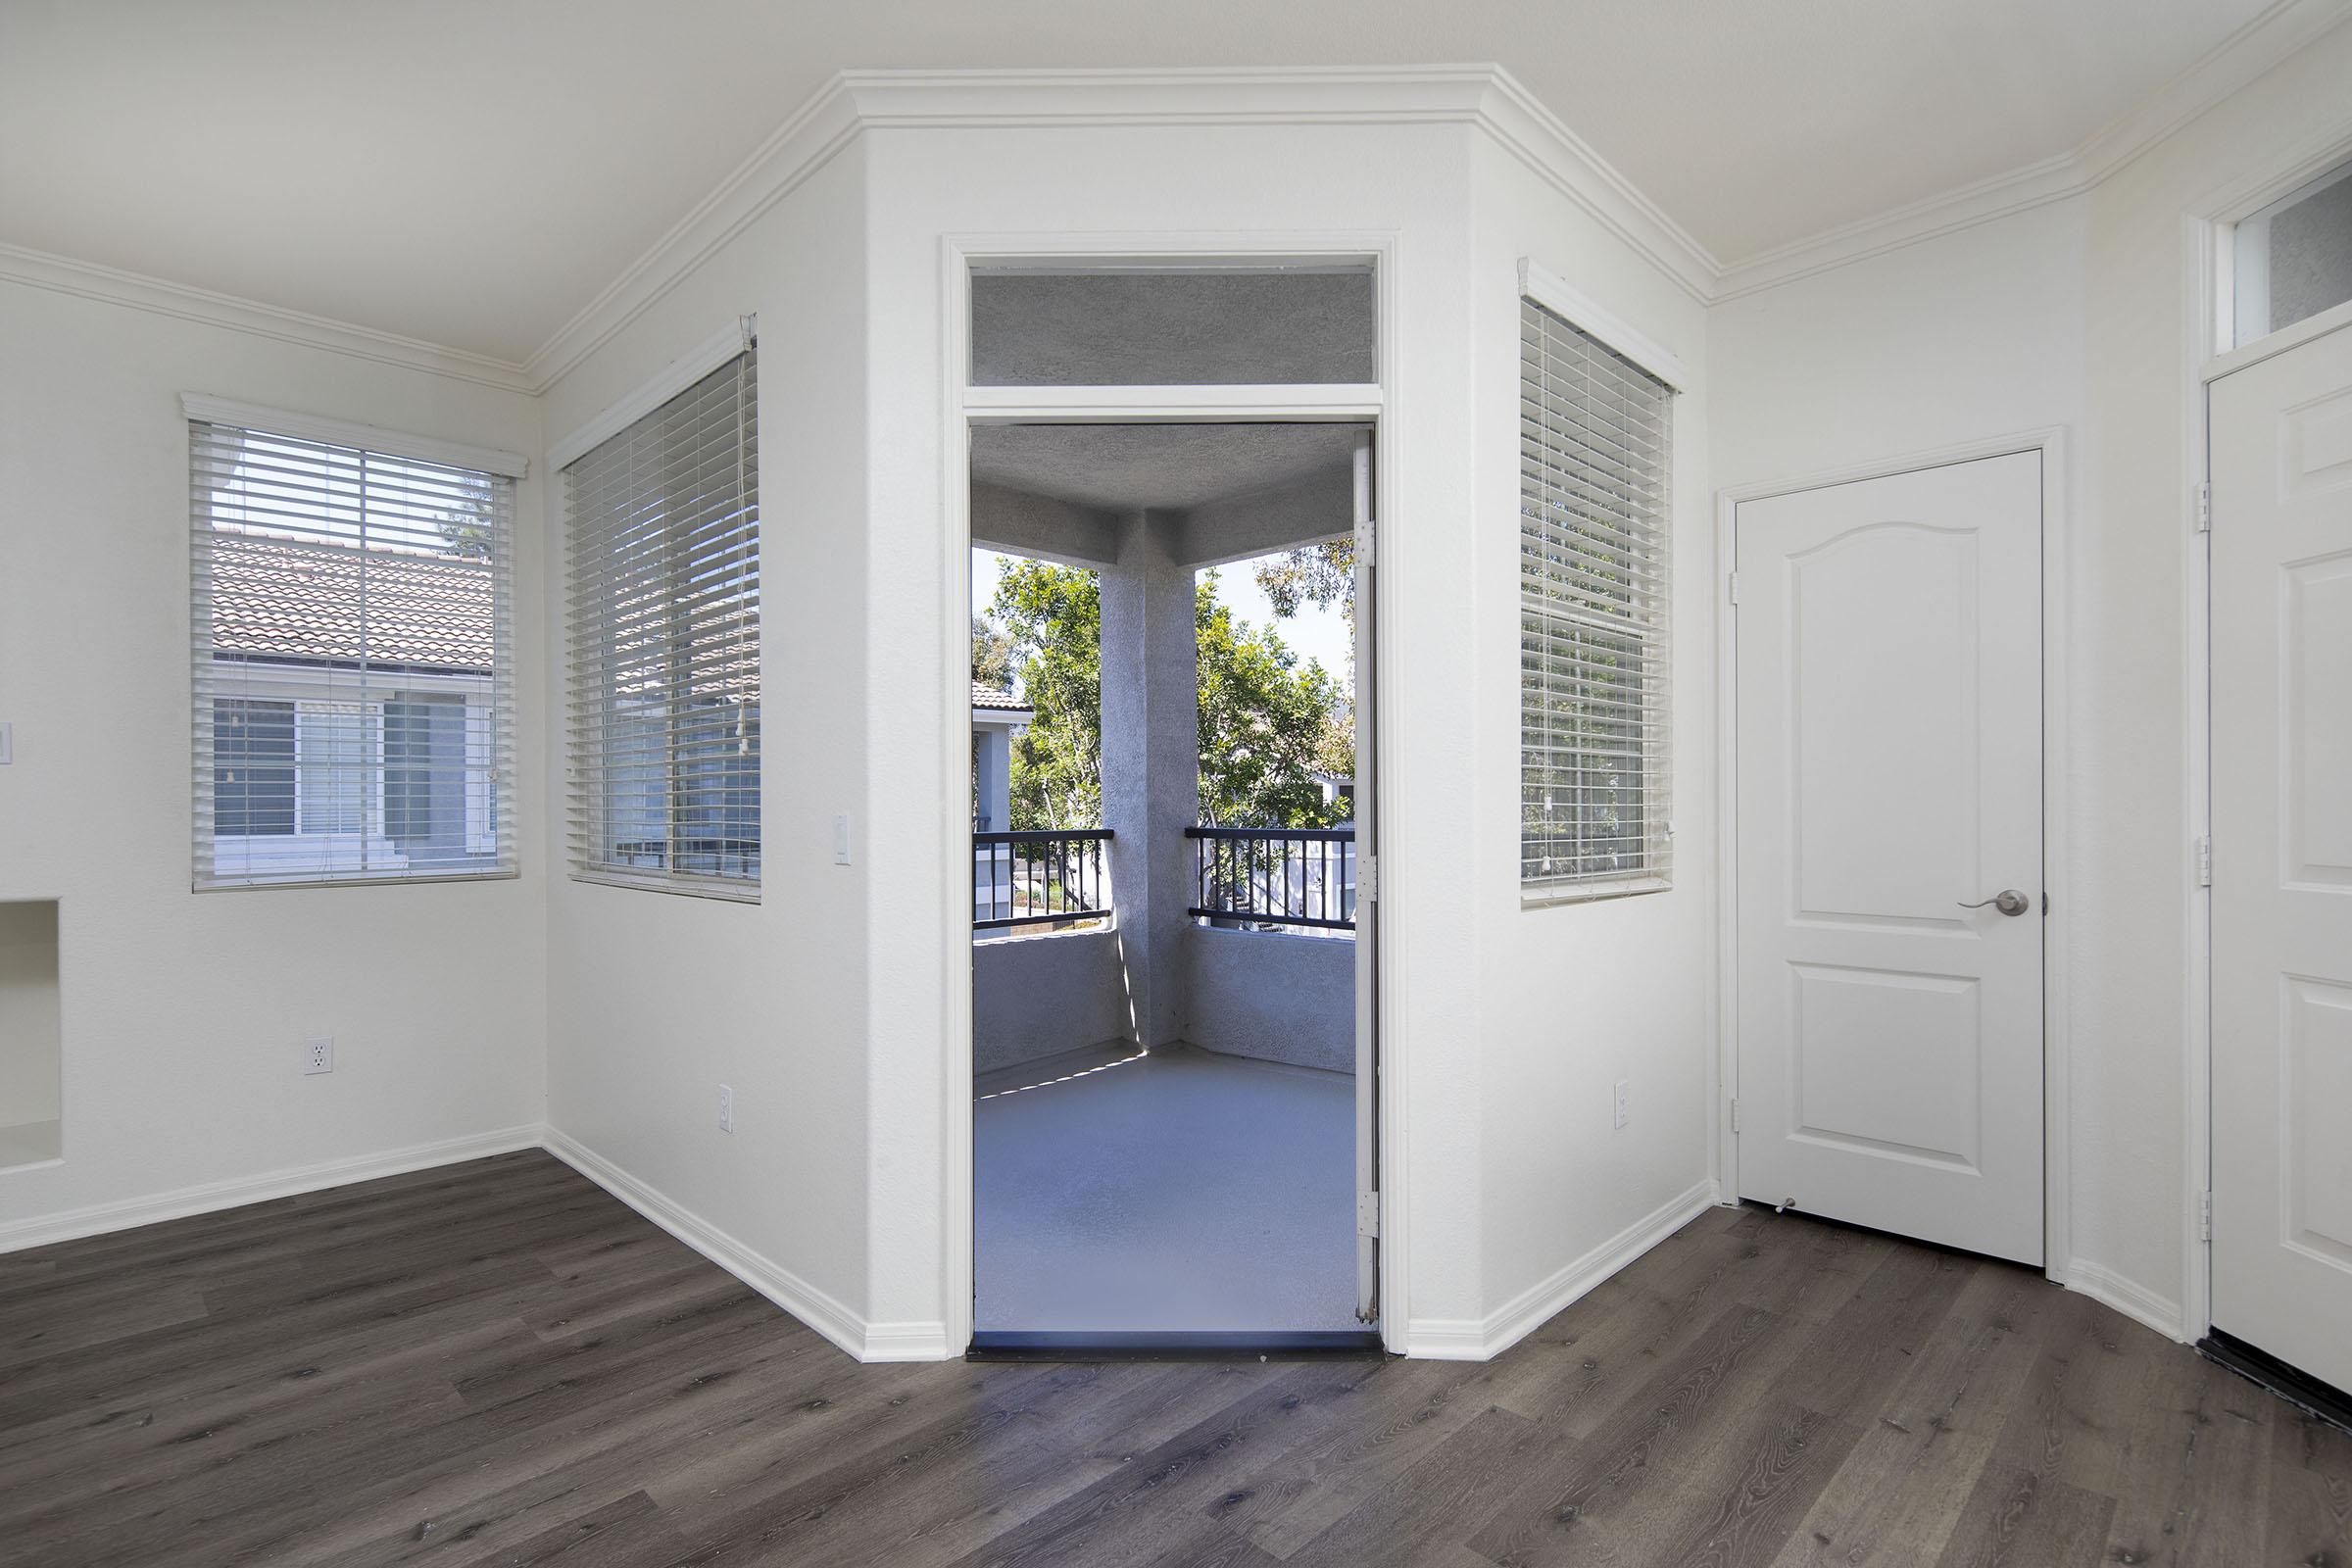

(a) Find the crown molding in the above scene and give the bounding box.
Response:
[523,65,1723,389]
[1711,0,2352,300]
[1474,68,1724,302]
[0,240,537,393]
[521,81,862,391]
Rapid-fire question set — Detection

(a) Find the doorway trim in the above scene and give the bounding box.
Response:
[936,230,1403,1354]
[1711,426,2073,1284]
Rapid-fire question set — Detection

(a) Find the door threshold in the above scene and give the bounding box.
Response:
[2198,1329,2352,1435]
[966,1330,1386,1363]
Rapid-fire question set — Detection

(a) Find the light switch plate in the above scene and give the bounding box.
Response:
[0,722,13,764]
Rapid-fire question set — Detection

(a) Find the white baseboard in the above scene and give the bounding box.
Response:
[860,1321,956,1361]
[538,1126,877,1362]
[0,1124,543,1255]
[2064,1258,2189,1344]
[1406,1178,1722,1361]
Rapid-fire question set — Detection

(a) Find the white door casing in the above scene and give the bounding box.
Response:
[2208,318,2352,1396]
[1734,452,2046,1265]
[1351,428,1379,1325]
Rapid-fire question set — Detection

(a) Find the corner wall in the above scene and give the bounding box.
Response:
[863,108,1723,1356]
[535,142,877,1353]
[1706,15,2352,1341]
[0,279,549,1248]
[1447,133,1721,1356]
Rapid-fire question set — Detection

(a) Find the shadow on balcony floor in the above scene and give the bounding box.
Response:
[976,1042,1358,1333]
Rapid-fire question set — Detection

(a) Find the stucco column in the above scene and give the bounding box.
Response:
[1097,511,1198,1050]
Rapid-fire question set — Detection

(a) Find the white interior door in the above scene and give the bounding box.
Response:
[1735,452,2045,1264]
[2209,318,2352,1396]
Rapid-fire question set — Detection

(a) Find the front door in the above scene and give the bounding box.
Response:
[1734,451,2045,1264]
[2209,317,2352,1396]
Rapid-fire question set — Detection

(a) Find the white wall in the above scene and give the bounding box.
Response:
[1463,135,1720,1349]
[0,279,548,1243]
[859,120,1460,1349]
[1708,18,2352,1339]
[536,143,876,1348]
[858,113,1721,1354]
[2074,23,2352,1332]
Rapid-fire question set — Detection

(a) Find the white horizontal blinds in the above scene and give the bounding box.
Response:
[564,350,760,897]
[1519,296,1673,892]
[191,420,515,889]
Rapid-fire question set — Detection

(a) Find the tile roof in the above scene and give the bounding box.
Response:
[207,532,492,672]
[972,680,1030,712]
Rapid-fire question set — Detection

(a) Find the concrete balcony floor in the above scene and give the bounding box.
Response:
[975,1042,1358,1333]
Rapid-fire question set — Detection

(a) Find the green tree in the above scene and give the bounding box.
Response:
[984,560,1102,830]
[1251,540,1352,624]
[970,613,1017,691]
[975,557,1349,831]
[1194,571,1348,828]
[1253,539,1356,788]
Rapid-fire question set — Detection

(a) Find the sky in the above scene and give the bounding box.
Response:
[972,548,1353,692]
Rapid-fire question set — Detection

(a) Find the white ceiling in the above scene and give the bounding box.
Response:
[0,0,2294,366]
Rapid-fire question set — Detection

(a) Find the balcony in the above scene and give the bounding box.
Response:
[973,823,1354,1081]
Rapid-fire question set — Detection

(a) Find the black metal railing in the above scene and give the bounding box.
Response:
[1186,825,1355,931]
[973,829,1112,931]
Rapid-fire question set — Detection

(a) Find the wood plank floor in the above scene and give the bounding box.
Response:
[2,1151,2344,1567]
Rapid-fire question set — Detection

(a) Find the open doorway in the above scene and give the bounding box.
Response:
[967,421,1374,1348]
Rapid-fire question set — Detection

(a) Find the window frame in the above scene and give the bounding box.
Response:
[186,399,523,892]
[561,335,761,902]
[1515,260,1683,906]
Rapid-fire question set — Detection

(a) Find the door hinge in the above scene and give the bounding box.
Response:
[1356,518,1375,568]
[1726,570,1740,607]
[1358,854,1379,903]
[2195,836,2213,888]
[2194,482,2212,533]
[2198,1190,2213,1242]
[1729,1097,1740,1134]
[1358,1191,1382,1239]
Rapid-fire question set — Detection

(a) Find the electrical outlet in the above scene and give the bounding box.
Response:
[1612,1079,1630,1129]
[717,1084,734,1134]
[305,1037,334,1076]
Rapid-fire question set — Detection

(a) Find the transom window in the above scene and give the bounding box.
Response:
[2232,156,2352,347]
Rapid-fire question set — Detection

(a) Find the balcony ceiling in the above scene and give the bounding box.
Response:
[0,0,2296,365]
[971,424,1360,514]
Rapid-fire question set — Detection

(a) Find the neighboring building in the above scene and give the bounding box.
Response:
[206,531,498,875]
[970,680,1032,832]
[1310,769,1355,813]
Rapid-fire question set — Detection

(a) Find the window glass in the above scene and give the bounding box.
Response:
[2234,159,2352,346]
[564,350,760,896]
[192,421,514,887]
[1518,297,1674,897]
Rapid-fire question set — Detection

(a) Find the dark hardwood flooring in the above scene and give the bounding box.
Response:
[2,1151,2344,1567]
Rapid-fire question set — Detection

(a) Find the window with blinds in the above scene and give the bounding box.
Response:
[564,350,760,897]
[191,417,515,889]
[1519,297,1673,897]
